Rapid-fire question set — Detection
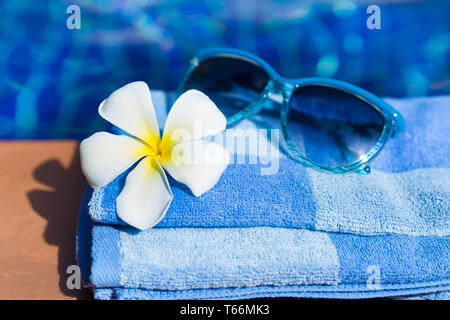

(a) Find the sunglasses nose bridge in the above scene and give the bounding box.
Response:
[264,79,292,106]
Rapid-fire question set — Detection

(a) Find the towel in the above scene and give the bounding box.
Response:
[77,93,450,299]
[77,192,450,300]
[88,94,450,237]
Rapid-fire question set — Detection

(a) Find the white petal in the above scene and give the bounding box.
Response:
[99,81,160,146]
[160,140,230,197]
[161,90,226,147]
[80,132,149,188]
[117,157,173,230]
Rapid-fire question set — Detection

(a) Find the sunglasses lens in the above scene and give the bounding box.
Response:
[287,85,385,168]
[183,57,269,117]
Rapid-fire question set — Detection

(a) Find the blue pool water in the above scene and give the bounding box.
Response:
[0,0,449,139]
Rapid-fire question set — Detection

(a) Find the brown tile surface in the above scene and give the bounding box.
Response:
[0,140,92,299]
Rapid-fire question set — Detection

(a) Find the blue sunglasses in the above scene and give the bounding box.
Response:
[179,48,405,174]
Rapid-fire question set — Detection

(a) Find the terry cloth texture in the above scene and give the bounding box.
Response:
[88,95,450,237]
[77,92,450,299]
[77,195,450,300]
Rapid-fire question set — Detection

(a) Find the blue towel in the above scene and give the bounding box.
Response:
[77,194,450,300]
[88,95,450,237]
[77,93,450,299]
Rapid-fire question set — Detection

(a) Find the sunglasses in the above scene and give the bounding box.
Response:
[179,48,404,174]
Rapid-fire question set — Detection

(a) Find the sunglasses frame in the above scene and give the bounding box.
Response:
[179,47,405,174]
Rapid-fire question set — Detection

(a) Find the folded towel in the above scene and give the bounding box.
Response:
[89,95,450,236]
[77,193,450,299]
[78,93,450,299]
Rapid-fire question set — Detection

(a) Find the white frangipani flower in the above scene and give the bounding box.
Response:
[80,81,230,230]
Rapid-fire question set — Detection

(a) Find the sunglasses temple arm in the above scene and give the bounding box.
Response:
[226,100,265,127]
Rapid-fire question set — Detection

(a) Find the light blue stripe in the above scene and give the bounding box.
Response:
[309,167,450,236]
[118,227,340,290]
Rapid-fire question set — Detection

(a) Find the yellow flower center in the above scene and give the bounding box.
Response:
[142,133,173,164]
